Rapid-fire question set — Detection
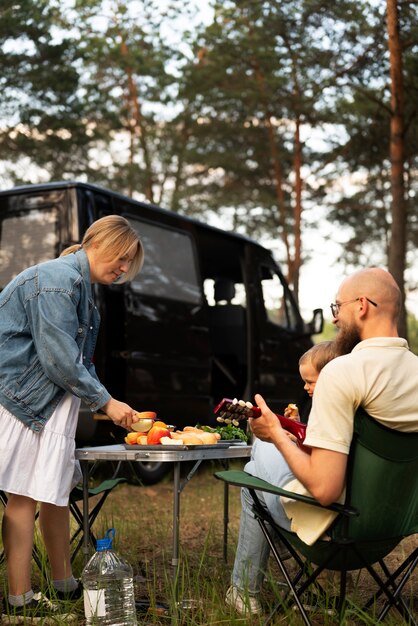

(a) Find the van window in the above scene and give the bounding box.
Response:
[0,209,58,288]
[129,220,201,304]
[261,268,299,330]
[204,278,247,308]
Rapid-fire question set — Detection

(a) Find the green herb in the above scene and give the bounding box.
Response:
[196,423,248,442]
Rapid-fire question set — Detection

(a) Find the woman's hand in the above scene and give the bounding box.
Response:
[101,398,138,430]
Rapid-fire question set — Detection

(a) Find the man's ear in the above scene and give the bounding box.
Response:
[358,296,368,318]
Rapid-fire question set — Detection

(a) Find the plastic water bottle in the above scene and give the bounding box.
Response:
[81,528,138,625]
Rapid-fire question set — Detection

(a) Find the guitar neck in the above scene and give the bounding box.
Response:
[214,397,307,443]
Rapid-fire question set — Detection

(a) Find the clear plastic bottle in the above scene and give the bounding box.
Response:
[81,528,138,626]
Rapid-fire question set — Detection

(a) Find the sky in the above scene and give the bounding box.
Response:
[297,238,418,323]
[298,253,342,325]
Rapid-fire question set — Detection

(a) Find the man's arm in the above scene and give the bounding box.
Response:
[250,394,347,506]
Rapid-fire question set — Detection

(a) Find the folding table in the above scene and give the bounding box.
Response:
[75,443,252,570]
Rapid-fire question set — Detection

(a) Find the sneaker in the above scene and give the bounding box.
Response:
[225,585,262,615]
[44,581,82,602]
[2,593,77,624]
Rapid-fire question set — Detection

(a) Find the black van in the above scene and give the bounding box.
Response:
[0,181,323,482]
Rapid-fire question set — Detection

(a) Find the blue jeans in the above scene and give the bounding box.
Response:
[231,439,295,594]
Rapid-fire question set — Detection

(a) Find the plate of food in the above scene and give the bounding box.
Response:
[124,423,234,449]
[123,442,231,450]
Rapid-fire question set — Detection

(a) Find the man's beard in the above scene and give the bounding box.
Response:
[334,323,362,355]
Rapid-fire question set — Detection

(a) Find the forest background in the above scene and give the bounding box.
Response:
[1,0,418,347]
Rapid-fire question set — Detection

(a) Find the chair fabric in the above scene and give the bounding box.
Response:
[215,409,418,625]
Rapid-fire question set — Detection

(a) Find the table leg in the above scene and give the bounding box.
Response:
[81,460,90,565]
[172,461,181,569]
[171,459,203,570]
[223,481,229,562]
[222,459,230,562]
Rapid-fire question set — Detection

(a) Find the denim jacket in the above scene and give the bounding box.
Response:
[0,249,111,432]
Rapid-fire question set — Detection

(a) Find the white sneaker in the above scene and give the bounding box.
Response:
[225,585,262,615]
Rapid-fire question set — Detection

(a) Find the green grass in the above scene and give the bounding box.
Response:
[1,461,417,625]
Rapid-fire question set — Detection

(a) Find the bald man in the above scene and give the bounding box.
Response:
[226,268,418,615]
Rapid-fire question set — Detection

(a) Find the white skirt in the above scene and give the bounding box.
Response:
[0,393,82,506]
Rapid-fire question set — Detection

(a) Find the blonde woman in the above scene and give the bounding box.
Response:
[0,215,144,620]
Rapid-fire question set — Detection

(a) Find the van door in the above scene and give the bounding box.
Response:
[252,251,314,415]
[102,216,211,425]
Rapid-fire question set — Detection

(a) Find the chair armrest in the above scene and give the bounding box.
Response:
[214,469,358,517]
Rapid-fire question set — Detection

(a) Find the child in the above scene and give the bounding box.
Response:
[284,340,339,422]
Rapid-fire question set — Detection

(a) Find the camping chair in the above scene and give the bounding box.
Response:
[215,409,418,625]
[69,462,127,562]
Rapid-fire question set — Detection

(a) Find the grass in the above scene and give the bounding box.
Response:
[1,459,417,625]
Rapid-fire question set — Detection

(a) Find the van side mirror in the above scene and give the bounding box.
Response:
[307,308,324,335]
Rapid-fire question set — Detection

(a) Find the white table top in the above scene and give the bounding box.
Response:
[75,442,252,463]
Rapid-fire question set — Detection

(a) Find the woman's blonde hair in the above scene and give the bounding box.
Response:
[61,215,144,283]
[299,340,340,374]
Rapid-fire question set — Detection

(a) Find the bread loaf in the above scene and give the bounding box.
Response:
[194,431,217,444]
[170,432,185,440]
[172,428,218,445]
[180,433,205,445]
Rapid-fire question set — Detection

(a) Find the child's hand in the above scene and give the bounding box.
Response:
[284,403,300,420]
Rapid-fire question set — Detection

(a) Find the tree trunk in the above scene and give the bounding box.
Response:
[120,39,155,203]
[252,63,292,286]
[386,0,407,338]
[291,114,302,304]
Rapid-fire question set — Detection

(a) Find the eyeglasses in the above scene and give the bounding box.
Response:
[330,297,377,318]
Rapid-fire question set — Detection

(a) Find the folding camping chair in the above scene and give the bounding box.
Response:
[215,409,418,625]
[69,462,127,562]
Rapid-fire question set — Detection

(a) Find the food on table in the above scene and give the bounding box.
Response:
[193,431,218,444]
[124,423,227,445]
[199,423,248,442]
[130,411,157,433]
[125,432,140,444]
[161,437,183,445]
[147,425,172,445]
[170,431,200,444]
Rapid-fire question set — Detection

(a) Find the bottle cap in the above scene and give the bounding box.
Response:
[96,528,115,551]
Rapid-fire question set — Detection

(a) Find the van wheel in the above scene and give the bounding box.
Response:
[126,460,171,485]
